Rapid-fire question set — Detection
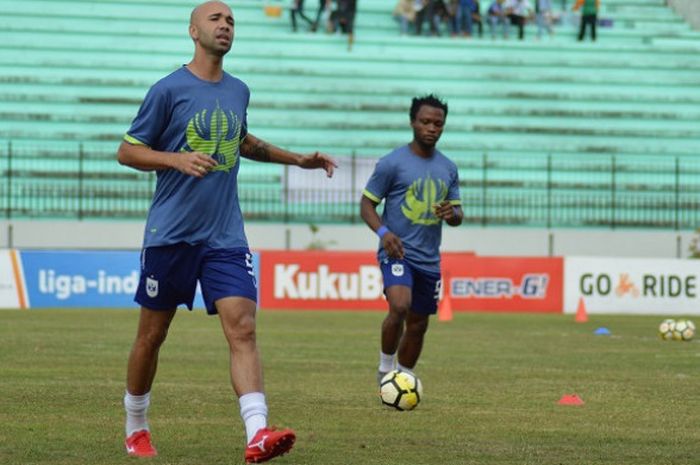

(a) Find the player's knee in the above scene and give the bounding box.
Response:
[406,317,429,336]
[224,314,257,346]
[138,326,169,349]
[388,301,411,317]
[384,311,403,328]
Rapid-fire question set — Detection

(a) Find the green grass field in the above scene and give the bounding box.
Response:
[1,309,699,465]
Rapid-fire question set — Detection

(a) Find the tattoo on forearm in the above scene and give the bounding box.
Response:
[244,139,272,162]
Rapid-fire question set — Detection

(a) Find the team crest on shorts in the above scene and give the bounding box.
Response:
[391,264,404,277]
[146,276,159,298]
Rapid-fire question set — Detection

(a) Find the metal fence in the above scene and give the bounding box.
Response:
[2,141,700,230]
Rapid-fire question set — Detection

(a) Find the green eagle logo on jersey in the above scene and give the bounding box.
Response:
[181,100,241,173]
[401,174,448,225]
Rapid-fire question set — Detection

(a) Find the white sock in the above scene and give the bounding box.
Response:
[239,392,268,444]
[124,391,150,437]
[379,351,396,373]
[397,363,415,375]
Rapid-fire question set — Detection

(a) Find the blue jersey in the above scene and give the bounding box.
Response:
[124,66,250,248]
[363,145,462,273]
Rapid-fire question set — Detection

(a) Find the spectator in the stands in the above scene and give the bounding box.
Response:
[415,0,441,36]
[504,0,533,40]
[394,0,417,35]
[311,0,332,32]
[573,0,599,41]
[454,0,477,36]
[535,0,554,39]
[472,0,484,37]
[487,0,509,38]
[291,0,314,32]
[332,0,357,49]
[447,0,459,35]
[434,0,452,34]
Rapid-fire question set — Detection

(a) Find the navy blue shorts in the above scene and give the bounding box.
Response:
[135,243,257,315]
[379,258,442,315]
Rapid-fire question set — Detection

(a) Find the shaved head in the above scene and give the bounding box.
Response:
[188,0,234,57]
[190,1,231,25]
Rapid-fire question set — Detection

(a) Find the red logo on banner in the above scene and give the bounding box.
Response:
[615,273,640,297]
[260,251,386,310]
[442,256,563,313]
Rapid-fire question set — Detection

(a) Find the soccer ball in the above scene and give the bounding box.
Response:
[672,319,695,341]
[658,319,676,340]
[379,370,423,411]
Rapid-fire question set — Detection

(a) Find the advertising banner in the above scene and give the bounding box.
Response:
[21,250,142,308]
[0,250,25,309]
[11,249,700,315]
[564,257,700,315]
[443,255,563,313]
[259,251,564,313]
[20,250,260,309]
[259,251,385,310]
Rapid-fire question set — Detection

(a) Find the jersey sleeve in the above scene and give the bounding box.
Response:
[363,156,393,203]
[123,83,170,148]
[240,85,250,141]
[447,164,462,206]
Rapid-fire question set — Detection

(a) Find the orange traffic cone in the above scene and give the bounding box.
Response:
[438,274,453,322]
[558,394,585,406]
[575,297,588,323]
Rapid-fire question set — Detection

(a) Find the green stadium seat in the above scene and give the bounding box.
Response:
[0,0,699,228]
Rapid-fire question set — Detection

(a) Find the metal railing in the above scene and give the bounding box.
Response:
[2,141,700,229]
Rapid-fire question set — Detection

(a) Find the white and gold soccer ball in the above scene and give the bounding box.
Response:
[672,319,695,341]
[379,370,423,411]
[658,319,676,340]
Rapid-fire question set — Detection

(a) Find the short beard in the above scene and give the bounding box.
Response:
[211,44,231,57]
[201,37,231,57]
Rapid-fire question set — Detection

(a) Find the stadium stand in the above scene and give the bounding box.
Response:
[1,0,700,227]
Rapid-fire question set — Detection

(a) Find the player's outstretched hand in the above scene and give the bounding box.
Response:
[174,151,218,178]
[433,200,456,221]
[382,232,404,260]
[299,152,338,178]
